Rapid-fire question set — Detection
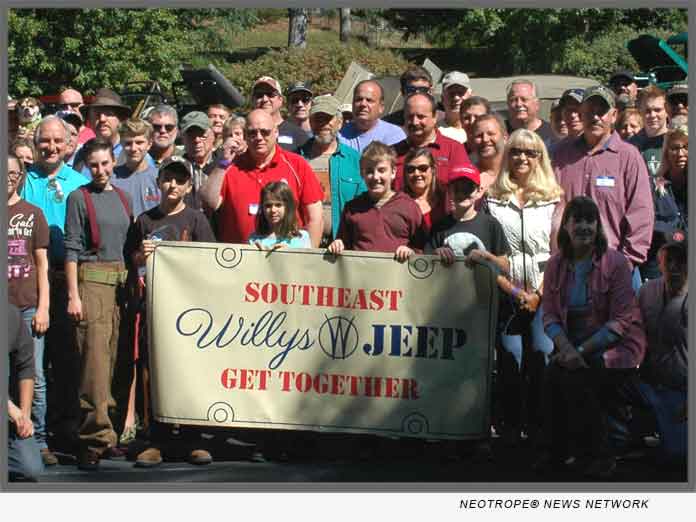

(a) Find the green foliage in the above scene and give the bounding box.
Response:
[7,8,260,98]
[378,8,687,75]
[218,42,409,110]
[554,25,687,81]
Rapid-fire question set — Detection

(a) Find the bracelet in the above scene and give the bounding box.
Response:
[217,159,232,169]
[511,286,521,299]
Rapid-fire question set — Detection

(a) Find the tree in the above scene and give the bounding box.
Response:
[340,8,351,43]
[7,8,260,97]
[288,8,309,48]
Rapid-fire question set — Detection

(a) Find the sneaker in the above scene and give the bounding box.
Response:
[583,457,617,479]
[77,448,100,471]
[119,425,137,446]
[40,448,58,466]
[135,447,163,468]
[188,449,213,465]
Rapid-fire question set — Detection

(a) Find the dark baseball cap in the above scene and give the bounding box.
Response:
[287,81,313,97]
[159,155,193,179]
[609,70,636,84]
[560,88,585,107]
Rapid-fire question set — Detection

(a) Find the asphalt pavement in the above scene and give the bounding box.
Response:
[33,431,686,484]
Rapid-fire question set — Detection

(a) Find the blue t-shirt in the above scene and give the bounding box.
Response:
[248,229,311,249]
[111,164,161,218]
[20,163,89,265]
[338,119,406,153]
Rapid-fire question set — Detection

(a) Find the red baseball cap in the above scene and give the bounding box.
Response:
[448,163,480,186]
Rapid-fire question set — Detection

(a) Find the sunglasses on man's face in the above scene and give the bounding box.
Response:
[290,95,312,105]
[404,163,431,174]
[153,123,176,132]
[253,90,280,99]
[245,128,273,138]
[59,102,81,110]
[404,85,430,95]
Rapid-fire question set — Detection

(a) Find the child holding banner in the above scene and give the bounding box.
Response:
[328,141,424,260]
[125,156,216,468]
[249,181,311,250]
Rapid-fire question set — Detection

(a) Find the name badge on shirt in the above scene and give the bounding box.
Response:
[249,203,259,215]
[278,135,293,144]
[595,176,615,188]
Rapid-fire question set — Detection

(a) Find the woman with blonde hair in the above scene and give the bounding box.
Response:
[640,124,688,280]
[486,128,563,444]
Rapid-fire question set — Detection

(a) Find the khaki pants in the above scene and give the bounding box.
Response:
[75,262,127,452]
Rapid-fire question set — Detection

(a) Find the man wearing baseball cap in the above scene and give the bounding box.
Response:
[438,71,472,144]
[608,70,639,106]
[250,76,309,152]
[666,83,688,120]
[126,155,216,468]
[286,81,313,136]
[552,85,654,290]
[180,111,216,212]
[427,163,510,274]
[558,88,585,139]
[299,94,365,244]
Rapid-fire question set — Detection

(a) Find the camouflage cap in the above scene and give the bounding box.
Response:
[582,85,616,109]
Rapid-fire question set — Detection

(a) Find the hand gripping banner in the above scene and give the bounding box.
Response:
[147,243,499,440]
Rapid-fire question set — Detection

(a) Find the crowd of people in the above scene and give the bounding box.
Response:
[6,63,688,481]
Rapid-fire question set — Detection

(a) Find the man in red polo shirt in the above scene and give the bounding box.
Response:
[393,92,473,192]
[201,109,323,246]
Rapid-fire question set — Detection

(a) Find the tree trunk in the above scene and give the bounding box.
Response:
[288,8,309,48]
[339,8,351,42]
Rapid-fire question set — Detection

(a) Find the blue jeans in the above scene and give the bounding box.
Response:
[8,426,44,481]
[631,266,643,295]
[501,305,554,369]
[21,307,47,450]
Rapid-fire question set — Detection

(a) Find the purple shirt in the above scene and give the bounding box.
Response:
[551,131,654,266]
[542,248,647,369]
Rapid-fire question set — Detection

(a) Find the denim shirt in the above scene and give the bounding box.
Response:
[300,139,366,238]
[542,248,647,368]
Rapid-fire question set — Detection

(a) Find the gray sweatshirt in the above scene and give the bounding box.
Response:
[64,184,132,263]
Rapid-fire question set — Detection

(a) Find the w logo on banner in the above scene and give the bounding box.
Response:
[318,315,359,360]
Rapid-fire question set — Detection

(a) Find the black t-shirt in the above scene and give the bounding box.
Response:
[427,211,511,257]
[505,118,558,149]
[278,120,310,152]
[629,130,665,176]
[124,205,216,263]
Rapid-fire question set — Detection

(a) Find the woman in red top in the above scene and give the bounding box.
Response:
[401,147,446,236]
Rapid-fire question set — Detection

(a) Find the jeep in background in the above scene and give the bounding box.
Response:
[628,32,688,91]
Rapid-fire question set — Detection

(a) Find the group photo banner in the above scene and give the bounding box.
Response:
[147,243,499,440]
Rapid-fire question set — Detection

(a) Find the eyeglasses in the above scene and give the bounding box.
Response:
[404,164,431,174]
[245,128,273,138]
[7,170,22,180]
[59,102,81,109]
[153,123,176,132]
[253,90,280,99]
[509,147,540,158]
[290,95,312,105]
[404,85,431,95]
[669,144,688,153]
[47,178,64,203]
